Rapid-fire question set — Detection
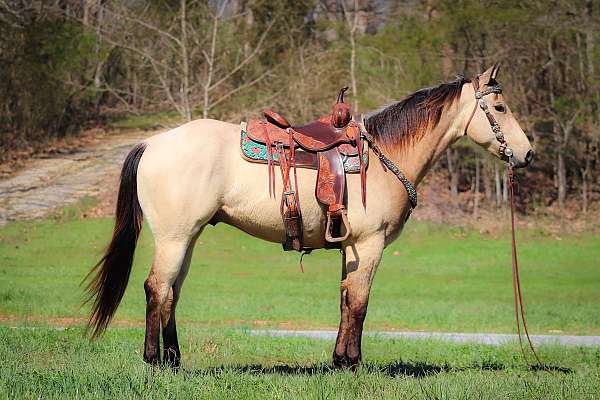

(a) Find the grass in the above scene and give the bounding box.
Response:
[1,216,599,398]
[1,327,599,399]
[0,217,599,334]
[106,111,182,131]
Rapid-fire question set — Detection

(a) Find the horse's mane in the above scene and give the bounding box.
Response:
[364,76,471,148]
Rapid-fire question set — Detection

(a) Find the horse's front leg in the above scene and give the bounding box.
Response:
[333,235,384,369]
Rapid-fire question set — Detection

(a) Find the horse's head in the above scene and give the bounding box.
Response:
[465,64,533,168]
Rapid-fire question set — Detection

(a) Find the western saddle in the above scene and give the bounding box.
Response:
[241,87,368,251]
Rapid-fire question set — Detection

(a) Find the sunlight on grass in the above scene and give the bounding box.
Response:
[1,218,599,334]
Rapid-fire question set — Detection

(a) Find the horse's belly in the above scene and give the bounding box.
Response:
[218,155,329,248]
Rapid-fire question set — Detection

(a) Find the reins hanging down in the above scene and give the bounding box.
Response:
[507,164,544,368]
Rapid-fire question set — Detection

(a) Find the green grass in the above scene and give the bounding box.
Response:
[1,327,599,399]
[1,217,599,398]
[106,111,181,131]
[0,217,599,334]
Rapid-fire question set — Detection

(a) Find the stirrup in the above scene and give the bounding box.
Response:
[325,209,351,243]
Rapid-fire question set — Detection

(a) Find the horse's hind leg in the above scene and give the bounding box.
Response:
[143,239,190,365]
[333,235,384,369]
[160,233,200,368]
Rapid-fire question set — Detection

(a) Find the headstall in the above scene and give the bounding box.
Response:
[464,75,514,160]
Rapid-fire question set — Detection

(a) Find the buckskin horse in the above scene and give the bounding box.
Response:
[86,65,533,369]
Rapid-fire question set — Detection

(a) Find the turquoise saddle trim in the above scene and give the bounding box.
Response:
[241,130,367,173]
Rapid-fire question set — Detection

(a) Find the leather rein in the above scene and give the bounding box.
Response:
[465,76,544,368]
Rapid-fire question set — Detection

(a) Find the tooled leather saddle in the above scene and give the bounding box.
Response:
[240,87,368,251]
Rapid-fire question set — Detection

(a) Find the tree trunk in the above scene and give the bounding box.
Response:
[347,0,359,111]
[446,148,458,206]
[243,4,254,58]
[92,0,106,116]
[203,5,220,119]
[494,162,502,208]
[581,145,592,214]
[557,148,566,211]
[180,0,192,121]
[349,27,358,111]
[581,167,588,214]
[502,168,508,208]
[483,160,492,203]
[473,157,480,217]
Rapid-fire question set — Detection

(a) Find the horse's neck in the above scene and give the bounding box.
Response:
[396,96,473,187]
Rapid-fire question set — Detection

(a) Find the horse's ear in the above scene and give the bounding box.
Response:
[480,63,500,85]
[491,62,501,80]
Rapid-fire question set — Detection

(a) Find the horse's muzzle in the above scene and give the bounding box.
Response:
[511,150,534,169]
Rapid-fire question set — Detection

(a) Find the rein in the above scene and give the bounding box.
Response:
[508,164,544,368]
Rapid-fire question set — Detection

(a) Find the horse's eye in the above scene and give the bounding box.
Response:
[494,104,506,113]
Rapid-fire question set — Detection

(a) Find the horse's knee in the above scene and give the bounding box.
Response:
[144,274,172,305]
[342,285,369,320]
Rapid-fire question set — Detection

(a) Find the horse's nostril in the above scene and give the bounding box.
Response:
[525,150,534,164]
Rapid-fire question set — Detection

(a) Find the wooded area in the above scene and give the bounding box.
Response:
[1,0,598,216]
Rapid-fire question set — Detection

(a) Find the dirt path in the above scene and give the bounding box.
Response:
[0,130,154,226]
[249,329,600,347]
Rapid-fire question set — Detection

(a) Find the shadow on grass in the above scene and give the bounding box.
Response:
[184,359,532,378]
[184,360,573,378]
[529,364,573,374]
[185,361,444,378]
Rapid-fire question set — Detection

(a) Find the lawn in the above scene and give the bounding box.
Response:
[1,327,599,399]
[1,216,599,398]
[0,216,599,334]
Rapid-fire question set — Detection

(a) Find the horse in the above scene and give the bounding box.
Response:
[86,65,533,369]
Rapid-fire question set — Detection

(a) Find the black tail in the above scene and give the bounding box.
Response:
[85,142,147,337]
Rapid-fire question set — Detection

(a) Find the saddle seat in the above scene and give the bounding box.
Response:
[241,87,368,252]
[263,110,358,152]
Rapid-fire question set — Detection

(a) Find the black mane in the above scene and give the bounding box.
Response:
[364,76,471,147]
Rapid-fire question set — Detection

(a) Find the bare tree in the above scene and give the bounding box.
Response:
[341,0,360,110]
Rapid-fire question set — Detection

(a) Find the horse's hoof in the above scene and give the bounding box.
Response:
[162,350,181,370]
[347,353,361,370]
[333,352,362,370]
[333,353,351,369]
[143,353,161,366]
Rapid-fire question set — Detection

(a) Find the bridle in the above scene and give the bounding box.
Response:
[464,75,514,162]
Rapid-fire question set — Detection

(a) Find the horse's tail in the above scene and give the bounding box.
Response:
[85,142,147,337]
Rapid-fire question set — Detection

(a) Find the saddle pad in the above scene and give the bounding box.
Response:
[240,128,368,173]
[245,119,361,156]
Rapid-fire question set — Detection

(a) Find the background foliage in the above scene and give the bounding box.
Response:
[1,0,598,215]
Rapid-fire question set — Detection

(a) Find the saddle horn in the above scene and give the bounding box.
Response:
[337,86,349,103]
[332,86,351,128]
